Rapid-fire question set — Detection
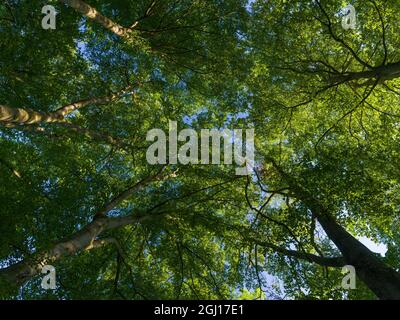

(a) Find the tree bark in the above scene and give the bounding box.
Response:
[0,89,128,125]
[265,156,400,299]
[316,213,400,299]
[0,215,152,293]
[60,0,132,38]
[299,191,400,299]
[331,61,400,86]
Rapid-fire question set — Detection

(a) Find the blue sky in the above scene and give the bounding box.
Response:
[358,236,387,256]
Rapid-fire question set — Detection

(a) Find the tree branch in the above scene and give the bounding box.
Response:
[0,86,131,125]
[249,237,346,267]
[60,0,132,37]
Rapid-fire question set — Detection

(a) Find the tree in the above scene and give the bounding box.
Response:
[0,0,254,300]
[245,0,400,299]
[1,0,400,300]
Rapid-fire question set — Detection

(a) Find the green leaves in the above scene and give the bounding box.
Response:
[1,0,400,300]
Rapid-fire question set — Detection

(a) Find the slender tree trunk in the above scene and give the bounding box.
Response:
[0,104,64,124]
[60,0,132,37]
[0,215,150,294]
[0,90,126,125]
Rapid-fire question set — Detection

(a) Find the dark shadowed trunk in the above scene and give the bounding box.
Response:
[316,213,400,299]
[266,157,400,299]
[332,61,400,86]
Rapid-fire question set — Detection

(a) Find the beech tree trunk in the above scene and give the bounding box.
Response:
[60,0,132,37]
[0,91,124,125]
[0,215,150,294]
[316,213,400,299]
[267,157,400,299]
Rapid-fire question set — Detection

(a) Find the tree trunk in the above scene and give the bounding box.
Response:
[60,0,131,37]
[333,61,400,85]
[265,157,400,299]
[0,91,123,125]
[0,215,149,294]
[316,213,400,299]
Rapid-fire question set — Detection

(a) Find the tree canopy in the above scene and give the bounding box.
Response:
[1,0,400,300]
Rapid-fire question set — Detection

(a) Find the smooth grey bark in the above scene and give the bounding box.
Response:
[0,89,128,125]
[60,0,132,37]
[0,215,153,294]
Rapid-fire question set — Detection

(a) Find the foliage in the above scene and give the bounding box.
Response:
[1,0,400,300]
